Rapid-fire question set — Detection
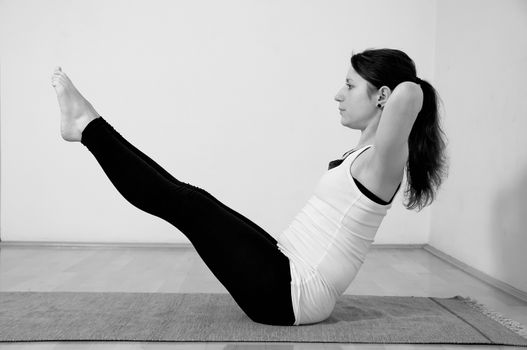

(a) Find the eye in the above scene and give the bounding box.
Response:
[346,84,353,89]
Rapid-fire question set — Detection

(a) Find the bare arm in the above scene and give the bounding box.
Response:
[369,82,424,179]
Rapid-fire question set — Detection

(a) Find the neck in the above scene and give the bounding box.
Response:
[355,121,378,150]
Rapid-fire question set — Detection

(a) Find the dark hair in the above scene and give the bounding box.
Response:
[350,48,448,211]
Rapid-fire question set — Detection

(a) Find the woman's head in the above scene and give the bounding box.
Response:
[334,49,419,130]
[337,48,448,211]
[334,65,387,130]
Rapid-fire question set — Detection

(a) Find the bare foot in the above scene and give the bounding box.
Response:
[51,67,100,142]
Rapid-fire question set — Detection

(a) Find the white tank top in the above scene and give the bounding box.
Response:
[276,144,399,325]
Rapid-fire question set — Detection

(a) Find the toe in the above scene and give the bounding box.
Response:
[52,76,64,88]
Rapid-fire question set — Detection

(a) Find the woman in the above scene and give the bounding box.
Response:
[51,48,447,326]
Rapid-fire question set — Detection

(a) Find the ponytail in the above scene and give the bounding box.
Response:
[405,78,449,211]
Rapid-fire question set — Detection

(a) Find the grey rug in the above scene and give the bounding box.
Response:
[1,292,526,346]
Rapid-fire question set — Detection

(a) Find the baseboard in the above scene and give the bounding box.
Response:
[424,244,527,303]
[0,241,192,249]
[371,243,426,249]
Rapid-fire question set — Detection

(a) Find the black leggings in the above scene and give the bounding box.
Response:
[80,116,295,326]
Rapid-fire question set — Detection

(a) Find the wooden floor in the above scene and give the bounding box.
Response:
[0,245,525,349]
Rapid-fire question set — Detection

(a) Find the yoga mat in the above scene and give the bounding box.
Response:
[1,292,526,346]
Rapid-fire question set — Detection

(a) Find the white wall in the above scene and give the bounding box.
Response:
[0,0,436,244]
[431,0,527,292]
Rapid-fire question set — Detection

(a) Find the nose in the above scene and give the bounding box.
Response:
[334,87,345,102]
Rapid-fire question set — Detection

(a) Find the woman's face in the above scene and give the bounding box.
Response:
[334,67,378,130]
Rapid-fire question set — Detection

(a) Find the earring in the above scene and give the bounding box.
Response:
[377,103,382,108]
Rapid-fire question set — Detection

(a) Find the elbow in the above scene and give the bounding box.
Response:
[398,82,424,114]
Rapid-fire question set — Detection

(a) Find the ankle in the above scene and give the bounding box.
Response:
[78,114,101,135]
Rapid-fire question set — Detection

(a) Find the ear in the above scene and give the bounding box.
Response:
[377,86,392,104]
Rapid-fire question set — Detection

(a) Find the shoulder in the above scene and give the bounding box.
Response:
[367,144,407,183]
